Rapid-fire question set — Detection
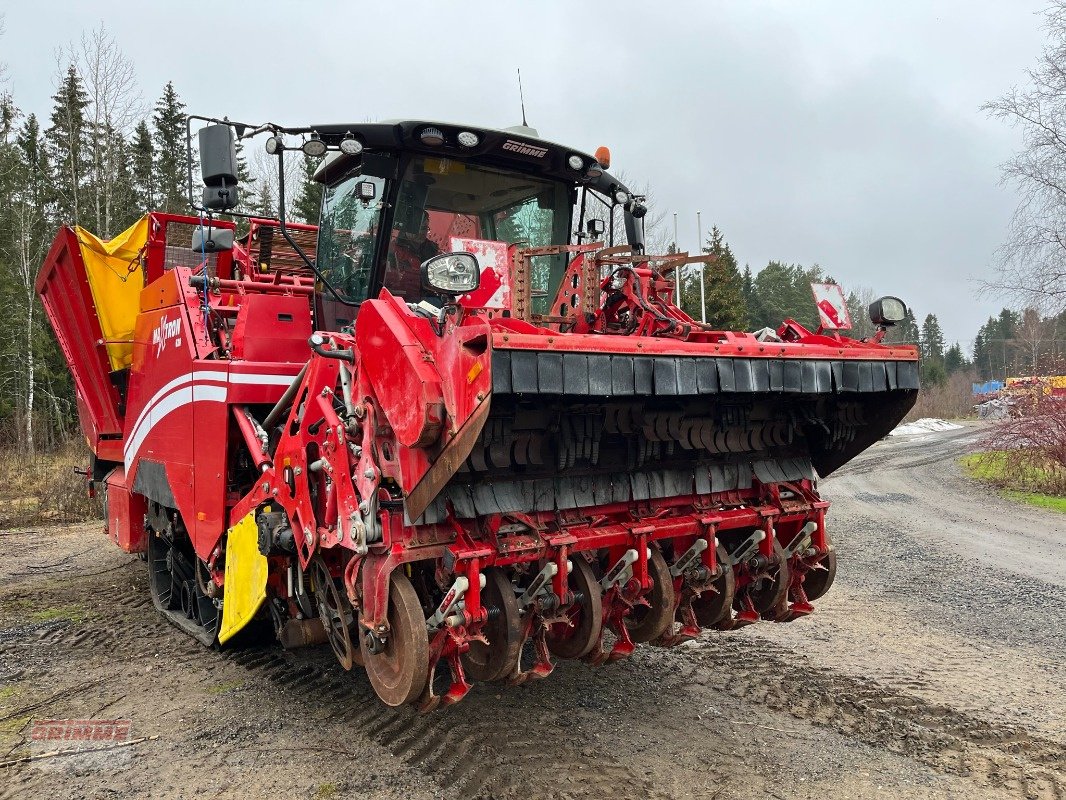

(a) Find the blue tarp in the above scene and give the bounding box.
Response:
[972,380,1004,395]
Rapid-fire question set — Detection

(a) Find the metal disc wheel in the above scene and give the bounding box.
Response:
[624,548,676,642]
[692,544,736,628]
[802,533,837,601]
[737,540,790,615]
[462,568,522,682]
[546,557,603,660]
[309,556,356,671]
[361,571,429,707]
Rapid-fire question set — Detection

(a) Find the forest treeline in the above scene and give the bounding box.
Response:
[0,24,1047,454]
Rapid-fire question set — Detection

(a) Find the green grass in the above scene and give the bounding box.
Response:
[206,681,243,696]
[29,603,89,624]
[960,452,1066,513]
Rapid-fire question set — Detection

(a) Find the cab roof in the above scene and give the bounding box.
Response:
[303,120,628,196]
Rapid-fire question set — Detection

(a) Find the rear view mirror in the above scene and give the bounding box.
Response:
[198,124,239,211]
[869,296,907,326]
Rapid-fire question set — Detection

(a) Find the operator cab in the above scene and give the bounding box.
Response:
[307,121,646,328]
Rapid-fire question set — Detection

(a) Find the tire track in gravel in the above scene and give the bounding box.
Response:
[680,636,1066,800]
[2,558,673,800]
[224,645,675,800]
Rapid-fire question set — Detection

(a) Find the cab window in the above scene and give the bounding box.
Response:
[316,171,387,303]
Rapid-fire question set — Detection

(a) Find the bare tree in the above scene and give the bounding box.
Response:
[251,145,303,220]
[983,2,1066,314]
[73,24,142,236]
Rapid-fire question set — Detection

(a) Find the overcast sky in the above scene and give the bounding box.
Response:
[1,1,1049,346]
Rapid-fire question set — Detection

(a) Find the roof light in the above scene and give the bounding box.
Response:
[302,135,327,158]
[420,127,445,146]
[614,189,629,204]
[567,154,584,170]
[457,131,480,148]
[586,163,603,179]
[265,136,281,155]
[595,146,611,169]
[339,134,363,155]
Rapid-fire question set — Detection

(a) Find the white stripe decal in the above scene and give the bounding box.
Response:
[125,370,228,459]
[123,369,298,472]
[230,372,298,386]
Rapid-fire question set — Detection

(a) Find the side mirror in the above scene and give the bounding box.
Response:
[421,252,480,296]
[198,124,239,211]
[586,218,606,236]
[869,296,907,326]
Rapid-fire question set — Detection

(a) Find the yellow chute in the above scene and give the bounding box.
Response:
[73,216,149,371]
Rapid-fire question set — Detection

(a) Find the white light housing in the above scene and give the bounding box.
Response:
[614,190,629,204]
[303,137,327,157]
[457,131,479,148]
[421,252,480,296]
[265,136,281,155]
[567,154,584,170]
[420,127,445,146]
[339,136,363,155]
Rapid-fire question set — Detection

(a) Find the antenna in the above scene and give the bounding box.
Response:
[518,68,528,127]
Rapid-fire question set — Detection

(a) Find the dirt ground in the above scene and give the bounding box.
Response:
[1,422,1063,800]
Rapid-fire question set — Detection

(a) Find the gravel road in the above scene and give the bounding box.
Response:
[1,422,1062,800]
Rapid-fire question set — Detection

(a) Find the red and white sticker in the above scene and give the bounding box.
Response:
[810,283,852,330]
[451,237,512,310]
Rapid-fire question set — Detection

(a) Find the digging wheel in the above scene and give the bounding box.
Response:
[738,539,790,616]
[624,548,676,642]
[361,571,429,706]
[461,567,522,682]
[546,556,603,660]
[802,531,837,601]
[692,544,736,628]
[309,555,356,670]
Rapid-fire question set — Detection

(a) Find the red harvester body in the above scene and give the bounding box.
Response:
[38,119,918,708]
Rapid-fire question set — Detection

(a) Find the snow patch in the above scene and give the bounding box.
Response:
[889,418,964,437]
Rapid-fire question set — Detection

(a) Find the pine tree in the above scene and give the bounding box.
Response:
[106,125,139,231]
[234,139,257,216]
[255,180,276,219]
[16,114,52,215]
[686,225,747,329]
[152,82,188,213]
[130,119,155,212]
[920,314,945,363]
[944,343,968,375]
[45,64,90,224]
[292,152,323,224]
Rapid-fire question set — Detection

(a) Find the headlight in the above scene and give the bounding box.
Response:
[420,127,445,146]
[339,135,363,155]
[302,136,327,157]
[457,131,480,148]
[421,252,481,296]
[869,296,907,326]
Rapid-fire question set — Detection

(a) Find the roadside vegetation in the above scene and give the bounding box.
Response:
[0,440,99,528]
[962,393,1066,513]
